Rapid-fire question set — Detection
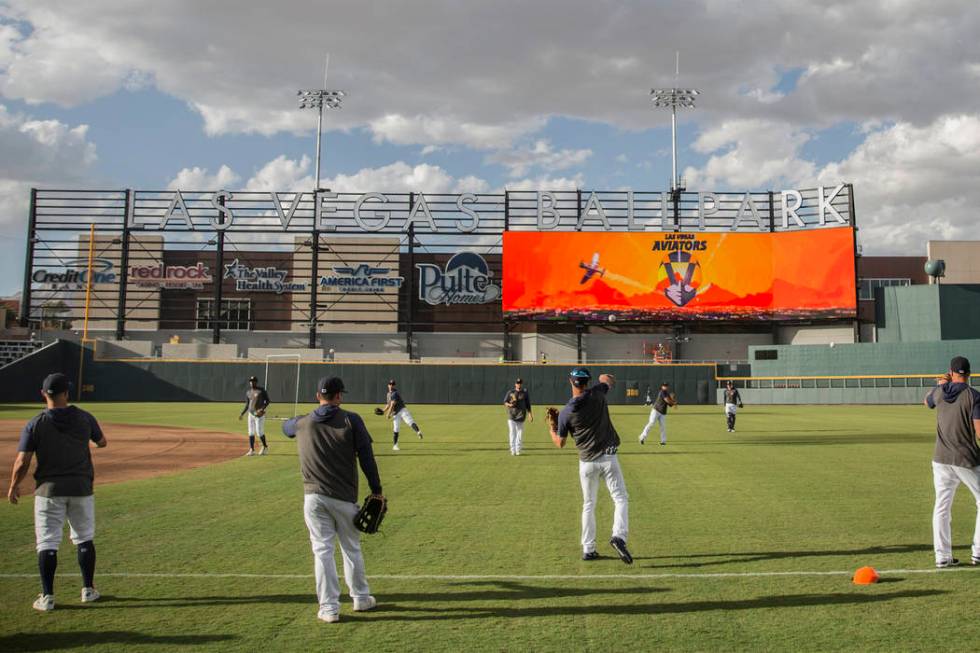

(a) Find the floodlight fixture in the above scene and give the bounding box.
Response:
[296,87,347,191]
[651,87,700,190]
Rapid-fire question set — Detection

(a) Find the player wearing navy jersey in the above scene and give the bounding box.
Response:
[723,381,744,432]
[549,368,632,564]
[384,379,422,451]
[639,382,676,445]
[7,373,107,611]
[239,376,271,456]
[503,378,533,456]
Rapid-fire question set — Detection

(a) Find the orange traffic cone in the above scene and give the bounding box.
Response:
[853,566,880,585]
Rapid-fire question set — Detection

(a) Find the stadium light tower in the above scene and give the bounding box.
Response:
[297,56,346,191]
[650,87,699,191]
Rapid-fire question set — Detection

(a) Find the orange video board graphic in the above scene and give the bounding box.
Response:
[503,228,856,321]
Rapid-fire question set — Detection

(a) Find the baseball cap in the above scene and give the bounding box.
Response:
[248,375,258,382]
[569,367,591,386]
[42,372,71,396]
[387,379,396,385]
[515,377,523,383]
[317,376,345,395]
[950,356,971,375]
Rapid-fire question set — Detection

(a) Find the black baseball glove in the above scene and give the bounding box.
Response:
[373,407,385,416]
[354,495,387,534]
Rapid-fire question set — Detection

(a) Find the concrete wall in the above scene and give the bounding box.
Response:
[95,339,154,358]
[161,343,239,360]
[245,347,323,361]
[927,241,980,284]
[875,286,941,343]
[775,325,856,345]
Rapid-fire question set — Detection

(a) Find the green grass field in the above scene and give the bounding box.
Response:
[1,401,979,652]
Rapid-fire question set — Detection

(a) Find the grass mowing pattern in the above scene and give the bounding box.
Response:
[1,401,979,652]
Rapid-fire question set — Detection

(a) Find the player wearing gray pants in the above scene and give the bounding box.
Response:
[924,356,980,568]
[7,373,107,611]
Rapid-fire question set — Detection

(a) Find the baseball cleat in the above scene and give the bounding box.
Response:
[972,556,980,566]
[245,449,255,456]
[660,441,666,446]
[582,551,600,561]
[610,537,633,565]
[353,595,377,612]
[392,444,400,451]
[515,450,521,456]
[936,558,960,568]
[259,446,268,455]
[638,435,646,445]
[317,610,340,623]
[81,587,100,603]
[32,594,55,612]
[417,432,423,440]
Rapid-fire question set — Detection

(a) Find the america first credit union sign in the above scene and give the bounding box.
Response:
[114,185,853,234]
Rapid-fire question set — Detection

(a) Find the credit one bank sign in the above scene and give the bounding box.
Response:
[113,185,852,234]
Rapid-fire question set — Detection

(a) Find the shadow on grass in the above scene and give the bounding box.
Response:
[726,433,932,446]
[357,588,946,621]
[0,631,235,652]
[640,544,933,569]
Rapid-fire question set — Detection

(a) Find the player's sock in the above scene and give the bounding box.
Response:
[411,423,421,433]
[248,435,255,451]
[259,435,268,448]
[393,433,399,446]
[38,550,57,596]
[77,541,96,588]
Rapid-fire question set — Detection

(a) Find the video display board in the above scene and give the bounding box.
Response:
[503,228,857,321]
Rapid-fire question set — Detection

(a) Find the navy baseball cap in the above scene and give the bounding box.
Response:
[569,367,591,386]
[950,356,971,375]
[515,377,523,383]
[387,379,396,385]
[248,375,258,383]
[42,373,71,396]
[317,376,345,395]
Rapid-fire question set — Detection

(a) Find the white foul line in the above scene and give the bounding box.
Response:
[0,568,977,581]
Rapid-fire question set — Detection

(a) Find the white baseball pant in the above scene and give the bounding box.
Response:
[35,495,95,552]
[579,454,629,554]
[640,410,667,444]
[247,413,266,436]
[507,419,525,454]
[303,493,372,616]
[931,461,980,564]
[392,408,415,433]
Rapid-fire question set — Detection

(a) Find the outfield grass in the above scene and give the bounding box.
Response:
[1,401,979,652]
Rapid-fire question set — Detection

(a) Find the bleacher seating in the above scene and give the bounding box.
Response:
[0,340,42,367]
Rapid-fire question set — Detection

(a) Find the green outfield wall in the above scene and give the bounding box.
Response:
[0,341,715,406]
[876,284,980,343]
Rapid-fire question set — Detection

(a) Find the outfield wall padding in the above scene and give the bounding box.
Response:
[0,343,715,406]
[0,340,79,402]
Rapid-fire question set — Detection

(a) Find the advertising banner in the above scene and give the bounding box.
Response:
[503,228,856,321]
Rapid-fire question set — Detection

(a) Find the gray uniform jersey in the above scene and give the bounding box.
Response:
[504,388,532,422]
[244,387,270,416]
[557,383,621,462]
[927,383,980,468]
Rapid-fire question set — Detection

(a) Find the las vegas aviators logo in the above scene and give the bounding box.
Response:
[658,251,703,307]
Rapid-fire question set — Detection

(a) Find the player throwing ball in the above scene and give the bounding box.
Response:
[239,375,271,456]
[723,381,744,432]
[503,377,533,456]
[385,379,422,451]
[547,368,632,564]
[639,382,676,446]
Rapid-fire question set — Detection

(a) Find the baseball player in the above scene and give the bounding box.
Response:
[282,376,383,622]
[7,373,107,611]
[384,379,422,451]
[639,382,676,445]
[503,377,533,456]
[723,381,744,432]
[239,375,271,456]
[547,368,632,564]
[924,356,980,568]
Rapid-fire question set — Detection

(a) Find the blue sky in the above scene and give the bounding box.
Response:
[2,0,979,297]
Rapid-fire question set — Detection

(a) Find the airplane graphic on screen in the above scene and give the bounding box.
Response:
[578,252,606,284]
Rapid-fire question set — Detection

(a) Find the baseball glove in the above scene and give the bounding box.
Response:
[256,408,266,417]
[354,494,387,534]
[373,407,385,416]
[545,407,560,431]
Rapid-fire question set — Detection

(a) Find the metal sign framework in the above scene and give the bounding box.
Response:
[21,185,856,353]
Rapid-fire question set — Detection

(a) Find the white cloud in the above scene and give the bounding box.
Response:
[0,105,99,294]
[5,0,978,142]
[502,174,584,192]
[166,164,240,190]
[683,119,815,189]
[486,139,592,178]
